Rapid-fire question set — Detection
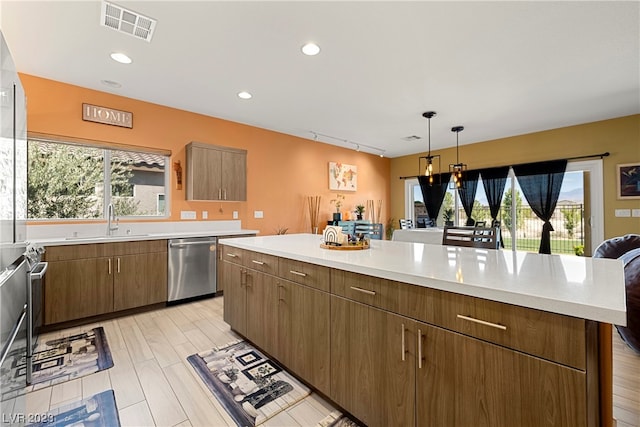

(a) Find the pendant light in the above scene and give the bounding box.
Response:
[449,125,466,188]
[419,111,441,185]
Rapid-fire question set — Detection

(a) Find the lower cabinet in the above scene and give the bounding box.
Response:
[417,321,587,427]
[44,257,113,325]
[222,260,246,335]
[278,279,331,396]
[113,251,167,311]
[44,240,167,325]
[330,296,415,427]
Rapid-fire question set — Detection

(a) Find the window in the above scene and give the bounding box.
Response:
[404,159,603,255]
[27,138,170,220]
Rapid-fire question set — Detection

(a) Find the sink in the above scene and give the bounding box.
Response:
[65,233,149,240]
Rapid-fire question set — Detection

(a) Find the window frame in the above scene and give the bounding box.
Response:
[27,134,171,221]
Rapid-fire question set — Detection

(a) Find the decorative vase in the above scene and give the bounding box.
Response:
[356,214,363,220]
[333,212,342,225]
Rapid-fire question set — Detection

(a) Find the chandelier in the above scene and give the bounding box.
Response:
[449,125,467,188]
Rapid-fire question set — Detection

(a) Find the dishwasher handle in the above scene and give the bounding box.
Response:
[169,240,217,248]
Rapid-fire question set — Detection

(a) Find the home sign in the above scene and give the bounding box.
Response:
[82,103,133,128]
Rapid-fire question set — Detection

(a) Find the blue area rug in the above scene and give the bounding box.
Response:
[26,389,120,427]
[188,340,310,426]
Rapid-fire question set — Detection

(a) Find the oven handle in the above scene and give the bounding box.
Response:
[30,262,48,280]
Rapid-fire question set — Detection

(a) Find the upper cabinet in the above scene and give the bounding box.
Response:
[186,142,247,201]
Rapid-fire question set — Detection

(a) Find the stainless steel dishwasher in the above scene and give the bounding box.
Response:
[168,237,217,302]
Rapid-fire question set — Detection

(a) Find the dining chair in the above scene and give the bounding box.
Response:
[474,220,486,227]
[399,219,413,229]
[442,226,500,249]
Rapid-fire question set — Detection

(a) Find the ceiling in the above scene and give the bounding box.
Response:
[2,1,638,158]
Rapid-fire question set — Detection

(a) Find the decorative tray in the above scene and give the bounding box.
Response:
[320,241,370,250]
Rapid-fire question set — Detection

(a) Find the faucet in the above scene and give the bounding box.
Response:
[107,203,119,236]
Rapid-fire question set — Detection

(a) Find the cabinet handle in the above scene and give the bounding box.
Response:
[251,260,265,265]
[224,189,227,200]
[278,283,285,301]
[218,188,222,199]
[108,258,112,275]
[240,269,246,286]
[401,323,406,362]
[456,314,507,331]
[117,257,121,273]
[289,270,307,277]
[226,253,238,258]
[349,286,376,296]
[418,329,423,369]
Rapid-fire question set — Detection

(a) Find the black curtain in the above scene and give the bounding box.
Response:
[457,170,480,226]
[480,166,510,247]
[418,173,452,223]
[512,160,567,254]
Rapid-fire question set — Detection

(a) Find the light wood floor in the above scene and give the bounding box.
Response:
[24,297,640,427]
[25,297,340,427]
[613,331,640,427]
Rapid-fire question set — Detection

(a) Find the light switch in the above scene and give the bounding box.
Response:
[633,209,640,217]
[254,210,264,219]
[202,211,208,219]
[614,209,631,218]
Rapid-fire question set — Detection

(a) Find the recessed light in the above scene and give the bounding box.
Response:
[237,91,252,100]
[101,79,122,88]
[301,42,320,56]
[110,52,132,64]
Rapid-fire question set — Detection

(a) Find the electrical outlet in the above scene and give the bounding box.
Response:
[202,211,208,219]
[254,210,264,219]
[233,211,239,219]
[632,209,640,217]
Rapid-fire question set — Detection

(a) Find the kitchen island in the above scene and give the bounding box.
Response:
[220,233,626,427]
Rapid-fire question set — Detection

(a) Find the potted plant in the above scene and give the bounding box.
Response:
[354,204,365,220]
[443,208,454,226]
[330,194,345,224]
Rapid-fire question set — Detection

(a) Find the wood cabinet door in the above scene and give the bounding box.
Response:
[222,261,247,336]
[44,258,112,324]
[113,252,168,311]
[416,321,587,427]
[330,296,415,427]
[278,279,331,395]
[245,269,278,356]
[221,150,246,201]
[189,145,222,200]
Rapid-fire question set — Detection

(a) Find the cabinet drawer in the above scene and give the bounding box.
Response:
[279,258,330,292]
[243,250,278,276]
[45,244,99,261]
[221,245,245,265]
[330,269,396,310]
[398,284,587,369]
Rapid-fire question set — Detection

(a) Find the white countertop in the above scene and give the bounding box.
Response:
[220,233,627,325]
[27,220,258,246]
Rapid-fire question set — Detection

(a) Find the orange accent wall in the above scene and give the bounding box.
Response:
[21,73,390,235]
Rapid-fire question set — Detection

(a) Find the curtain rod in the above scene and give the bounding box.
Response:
[399,151,610,180]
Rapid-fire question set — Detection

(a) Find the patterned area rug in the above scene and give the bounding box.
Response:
[188,340,310,426]
[316,411,362,427]
[1,327,113,400]
[26,389,120,427]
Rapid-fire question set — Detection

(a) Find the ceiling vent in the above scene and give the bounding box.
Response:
[100,1,157,42]
[402,135,422,142]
